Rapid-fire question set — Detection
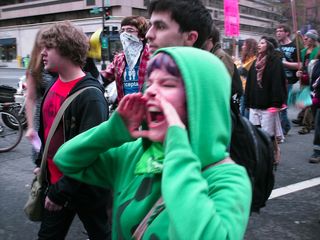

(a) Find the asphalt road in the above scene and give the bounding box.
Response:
[0,137,85,240]
[245,120,320,240]
[0,68,25,87]
[0,68,320,239]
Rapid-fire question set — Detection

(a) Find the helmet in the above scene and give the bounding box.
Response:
[88,29,102,60]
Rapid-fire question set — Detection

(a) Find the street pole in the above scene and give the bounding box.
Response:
[101,0,111,70]
[102,0,105,32]
[101,0,106,70]
[290,0,301,65]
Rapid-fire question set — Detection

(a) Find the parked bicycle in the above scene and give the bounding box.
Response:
[0,83,27,130]
[0,85,24,152]
[0,103,23,152]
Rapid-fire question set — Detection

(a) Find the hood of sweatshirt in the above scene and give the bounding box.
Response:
[154,47,231,168]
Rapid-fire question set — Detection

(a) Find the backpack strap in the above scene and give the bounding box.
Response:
[132,197,163,240]
[202,157,235,172]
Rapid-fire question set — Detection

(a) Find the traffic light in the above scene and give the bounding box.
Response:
[100,33,109,70]
[104,7,111,21]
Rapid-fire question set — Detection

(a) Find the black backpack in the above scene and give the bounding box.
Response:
[230,111,275,213]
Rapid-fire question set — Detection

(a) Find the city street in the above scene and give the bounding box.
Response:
[0,67,25,87]
[1,68,320,239]
[245,119,320,240]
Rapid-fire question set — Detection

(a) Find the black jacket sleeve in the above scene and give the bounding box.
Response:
[270,57,287,108]
[48,176,110,208]
[48,84,109,206]
[47,176,81,206]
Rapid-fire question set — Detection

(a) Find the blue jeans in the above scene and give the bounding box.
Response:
[313,109,320,146]
[280,84,293,135]
[240,95,249,119]
[280,108,291,135]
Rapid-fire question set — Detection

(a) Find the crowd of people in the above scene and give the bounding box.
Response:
[22,0,320,239]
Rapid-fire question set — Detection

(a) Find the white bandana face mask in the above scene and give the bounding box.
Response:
[120,32,143,70]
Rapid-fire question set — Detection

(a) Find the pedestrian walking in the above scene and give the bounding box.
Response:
[54,47,252,240]
[245,36,287,165]
[146,0,212,53]
[237,38,258,118]
[25,28,57,163]
[203,25,243,112]
[308,49,320,163]
[101,16,150,104]
[276,24,300,136]
[35,21,111,240]
[294,29,320,134]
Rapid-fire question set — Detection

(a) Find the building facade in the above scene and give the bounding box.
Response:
[0,0,148,64]
[204,0,283,55]
[0,0,305,64]
[279,0,320,34]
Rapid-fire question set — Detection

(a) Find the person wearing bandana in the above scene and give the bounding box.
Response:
[101,16,149,104]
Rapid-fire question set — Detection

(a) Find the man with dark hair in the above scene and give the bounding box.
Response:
[276,24,300,135]
[204,25,243,112]
[36,21,111,239]
[146,0,213,53]
[101,15,150,103]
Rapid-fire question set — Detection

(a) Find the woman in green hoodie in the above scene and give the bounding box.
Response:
[54,47,252,240]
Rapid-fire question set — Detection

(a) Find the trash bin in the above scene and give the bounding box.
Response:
[23,55,30,68]
[17,56,22,68]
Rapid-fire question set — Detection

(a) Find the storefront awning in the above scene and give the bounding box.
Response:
[0,38,16,47]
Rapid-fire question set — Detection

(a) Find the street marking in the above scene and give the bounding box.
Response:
[269,177,320,199]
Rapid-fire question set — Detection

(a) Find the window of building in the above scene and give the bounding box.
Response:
[132,8,148,18]
[86,0,95,6]
[0,38,16,61]
[214,10,219,19]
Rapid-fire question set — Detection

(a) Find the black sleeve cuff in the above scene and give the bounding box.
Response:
[47,176,82,206]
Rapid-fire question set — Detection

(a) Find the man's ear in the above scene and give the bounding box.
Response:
[184,31,198,46]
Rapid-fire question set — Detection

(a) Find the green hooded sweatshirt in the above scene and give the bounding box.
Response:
[54,47,252,240]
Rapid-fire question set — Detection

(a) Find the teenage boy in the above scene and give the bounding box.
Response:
[276,24,300,135]
[146,0,213,53]
[36,21,110,239]
[101,16,150,103]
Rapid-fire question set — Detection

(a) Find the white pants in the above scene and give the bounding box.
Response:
[249,108,284,139]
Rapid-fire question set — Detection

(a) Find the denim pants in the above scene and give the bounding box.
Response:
[280,84,292,134]
[280,108,291,135]
[313,108,320,147]
[240,95,249,119]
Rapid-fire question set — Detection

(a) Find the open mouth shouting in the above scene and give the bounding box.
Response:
[147,105,166,128]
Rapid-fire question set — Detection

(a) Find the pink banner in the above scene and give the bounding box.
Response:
[224,0,240,37]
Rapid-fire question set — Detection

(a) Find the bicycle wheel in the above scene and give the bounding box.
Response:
[0,110,23,152]
[1,104,27,130]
